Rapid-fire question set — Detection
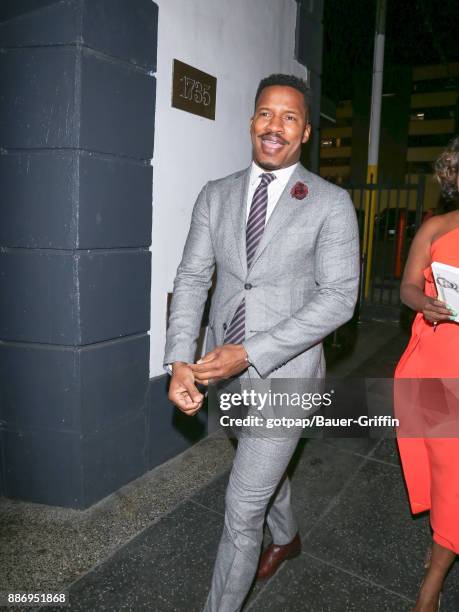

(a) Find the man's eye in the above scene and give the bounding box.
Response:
[286,115,296,121]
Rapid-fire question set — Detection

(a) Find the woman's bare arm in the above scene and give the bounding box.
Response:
[400,218,455,322]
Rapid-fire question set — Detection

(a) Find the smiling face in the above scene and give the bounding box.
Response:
[250,85,311,171]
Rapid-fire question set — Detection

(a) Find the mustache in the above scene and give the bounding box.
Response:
[259,132,289,146]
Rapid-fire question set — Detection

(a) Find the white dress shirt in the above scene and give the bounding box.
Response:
[246,161,298,223]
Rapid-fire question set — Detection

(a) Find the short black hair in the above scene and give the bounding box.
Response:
[254,74,311,119]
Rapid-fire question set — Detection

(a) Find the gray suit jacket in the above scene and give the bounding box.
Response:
[164,163,360,379]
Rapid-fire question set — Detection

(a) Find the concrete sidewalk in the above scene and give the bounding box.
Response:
[1,321,458,611]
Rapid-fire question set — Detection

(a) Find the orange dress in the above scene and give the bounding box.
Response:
[395,226,459,555]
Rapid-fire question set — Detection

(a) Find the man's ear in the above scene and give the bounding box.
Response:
[302,123,312,144]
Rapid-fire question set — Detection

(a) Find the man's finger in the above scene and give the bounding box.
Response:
[177,403,202,416]
[196,351,218,365]
[182,378,204,404]
[190,360,222,373]
[180,398,202,412]
[170,389,195,411]
[189,364,222,382]
[194,375,217,385]
[174,391,202,412]
[181,403,203,416]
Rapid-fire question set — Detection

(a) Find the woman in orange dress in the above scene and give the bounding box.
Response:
[396,136,459,612]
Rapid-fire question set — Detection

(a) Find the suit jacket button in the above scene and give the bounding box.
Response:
[223,323,227,330]
[244,283,252,290]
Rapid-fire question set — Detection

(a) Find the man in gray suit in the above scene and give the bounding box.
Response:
[164,74,360,611]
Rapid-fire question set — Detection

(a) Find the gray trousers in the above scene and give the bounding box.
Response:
[203,420,301,612]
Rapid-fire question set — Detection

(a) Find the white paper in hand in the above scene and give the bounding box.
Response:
[432,261,459,322]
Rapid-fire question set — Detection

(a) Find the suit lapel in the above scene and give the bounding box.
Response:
[229,166,251,276]
[248,164,311,271]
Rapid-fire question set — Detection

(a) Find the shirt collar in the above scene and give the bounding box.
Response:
[249,161,298,187]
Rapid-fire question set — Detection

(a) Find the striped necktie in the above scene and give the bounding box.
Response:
[224,172,276,345]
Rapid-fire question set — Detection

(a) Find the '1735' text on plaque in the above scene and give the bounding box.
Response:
[172,59,217,120]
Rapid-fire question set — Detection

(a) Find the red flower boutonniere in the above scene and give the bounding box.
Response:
[290,181,308,200]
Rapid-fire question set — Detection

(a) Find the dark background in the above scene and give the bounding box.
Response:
[322,0,459,102]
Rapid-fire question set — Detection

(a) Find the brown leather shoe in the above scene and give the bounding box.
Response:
[256,533,301,580]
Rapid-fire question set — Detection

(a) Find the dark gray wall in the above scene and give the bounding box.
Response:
[0,0,158,508]
[0,0,62,22]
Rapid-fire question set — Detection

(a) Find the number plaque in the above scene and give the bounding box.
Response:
[172,59,217,120]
